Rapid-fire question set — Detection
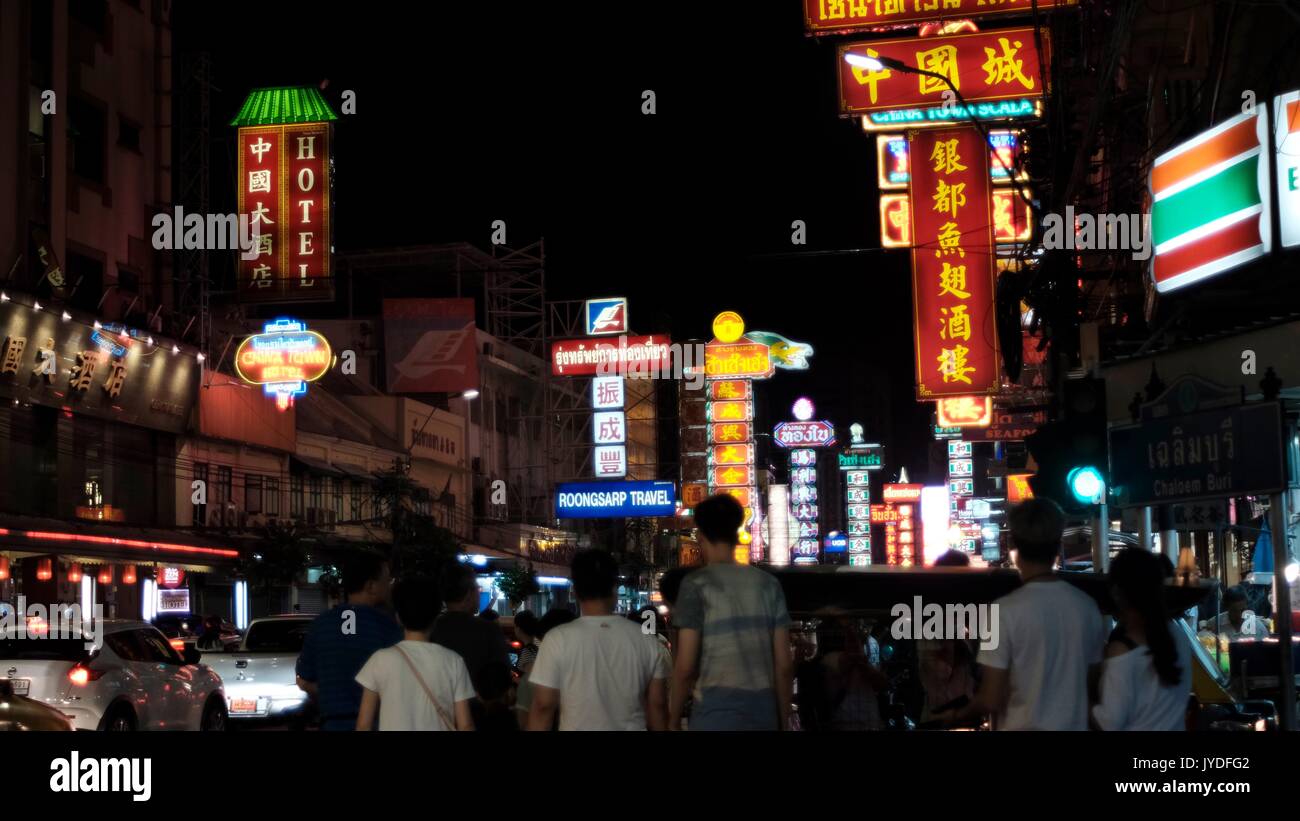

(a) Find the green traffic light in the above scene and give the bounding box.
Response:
[1068,466,1105,505]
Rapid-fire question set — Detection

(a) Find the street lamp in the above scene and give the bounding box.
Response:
[842,51,1034,213]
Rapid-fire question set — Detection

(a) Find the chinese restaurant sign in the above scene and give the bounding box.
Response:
[704,342,774,379]
[235,318,332,411]
[807,0,1074,35]
[879,188,1031,247]
[909,126,999,398]
[236,122,333,302]
[839,28,1049,118]
[0,300,197,434]
[936,395,993,427]
[878,130,1025,189]
[705,311,762,563]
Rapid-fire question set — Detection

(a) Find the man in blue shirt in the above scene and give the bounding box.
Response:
[296,552,402,730]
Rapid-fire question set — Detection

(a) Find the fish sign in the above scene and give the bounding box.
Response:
[745,331,814,370]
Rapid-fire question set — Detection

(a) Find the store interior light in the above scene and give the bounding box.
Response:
[0,292,8,303]
[196,353,205,363]
[33,301,42,311]
[61,311,71,321]
[171,344,179,354]
[461,389,480,400]
[1286,562,1300,585]
[93,320,102,330]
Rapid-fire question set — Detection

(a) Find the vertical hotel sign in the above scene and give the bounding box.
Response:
[233,87,337,303]
[908,126,999,399]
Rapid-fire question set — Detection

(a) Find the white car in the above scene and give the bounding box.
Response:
[0,619,227,731]
[203,615,313,722]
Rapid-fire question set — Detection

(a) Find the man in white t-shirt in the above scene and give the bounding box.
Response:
[356,576,476,731]
[940,498,1107,730]
[528,550,669,731]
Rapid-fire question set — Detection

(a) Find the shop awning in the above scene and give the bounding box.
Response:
[291,454,343,476]
[0,513,241,569]
[332,462,376,482]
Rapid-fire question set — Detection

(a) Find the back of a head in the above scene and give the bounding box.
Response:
[1223,585,1249,607]
[571,549,618,601]
[342,552,388,597]
[1007,498,1065,565]
[393,576,441,633]
[934,550,971,567]
[537,608,576,638]
[1109,548,1181,686]
[514,610,540,639]
[439,561,478,607]
[658,566,694,607]
[694,494,744,547]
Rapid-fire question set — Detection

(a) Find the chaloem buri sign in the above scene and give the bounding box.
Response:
[555,481,677,518]
[1108,402,1285,507]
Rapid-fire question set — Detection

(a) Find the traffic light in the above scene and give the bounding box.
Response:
[1024,377,1108,513]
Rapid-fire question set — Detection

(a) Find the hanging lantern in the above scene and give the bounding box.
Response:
[121,564,137,585]
[36,558,53,581]
[97,565,113,585]
[0,555,9,581]
[67,563,83,583]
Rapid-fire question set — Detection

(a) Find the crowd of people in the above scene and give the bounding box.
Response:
[291,494,1197,731]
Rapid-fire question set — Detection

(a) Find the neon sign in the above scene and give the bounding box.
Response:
[235,318,332,410]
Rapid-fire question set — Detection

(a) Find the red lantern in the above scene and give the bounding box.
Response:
[36,558,53,581]
[97,565,113,585]
[67,563,82,584]
[0,555,9,581]
[121,564,137,585]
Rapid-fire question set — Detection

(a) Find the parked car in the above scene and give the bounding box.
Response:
[0,680,74,730]
[202,615,313,723]
[0,619,227,731]
[152,614,241,654]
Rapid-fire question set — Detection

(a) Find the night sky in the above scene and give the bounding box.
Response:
[174,3,934,482]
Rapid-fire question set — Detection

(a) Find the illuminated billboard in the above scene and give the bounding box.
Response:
[806,0,1075,35]
[235,318,332,410]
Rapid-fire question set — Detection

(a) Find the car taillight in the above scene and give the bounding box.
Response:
[67,665,105,687]
[169,638,185,652]
[510,641,522,649]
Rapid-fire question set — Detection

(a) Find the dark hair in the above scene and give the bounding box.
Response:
[934,550,971,567]
[1109,548,1181,687]
[342,552,389,596]
[392,576,441,633]
[694,494,744,547]
[474,661,513,701]
[479,608,500,621]
[1158,554,1175,579]
[1223,585,1249,606]
[439,562,478,605]
[514,610,540,640]
[537,608,575,638]
[658,567,693,607]
[572,549,618,601]
[1007,498,1065,564]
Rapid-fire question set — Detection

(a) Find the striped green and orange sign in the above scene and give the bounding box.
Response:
[1150,108,1272,293]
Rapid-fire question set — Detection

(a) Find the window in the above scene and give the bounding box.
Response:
[117,115,141,152]
[133,628,181,665]
[265,477,280,517]
[290,474,303,519]
[245,475,263,514]
[351,483,364,520]
[308,475,323,512]
[215,466,232,509]
[68,97,106,184]
[65,251,104,314]
[495,395,508,435]
[193,463,208,526]
[333,479,344,518]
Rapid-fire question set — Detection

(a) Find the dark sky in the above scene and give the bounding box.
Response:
[174,3,934,481]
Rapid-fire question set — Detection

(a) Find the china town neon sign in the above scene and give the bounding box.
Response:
[235,318,332,410]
